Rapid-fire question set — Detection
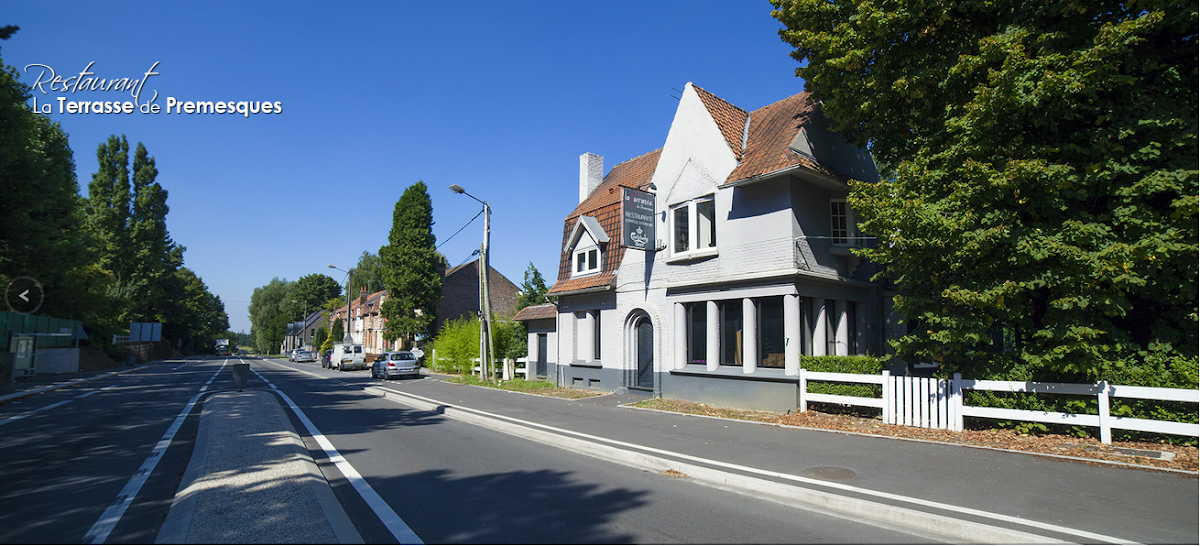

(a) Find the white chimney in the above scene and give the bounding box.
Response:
[579,152,603,203]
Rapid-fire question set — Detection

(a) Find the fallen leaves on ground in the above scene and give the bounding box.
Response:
[634,398,1198,473]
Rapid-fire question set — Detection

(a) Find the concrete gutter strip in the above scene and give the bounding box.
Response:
[359,385,1089,545]
[0,365,151,404]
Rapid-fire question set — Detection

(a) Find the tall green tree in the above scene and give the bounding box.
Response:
[86,136,134,288]
[380,181,442,347]
[290,273,341,320]
[0,55,97,321]
[248,277,294,354]
[129,142,183,322]
[773,0,1199,377]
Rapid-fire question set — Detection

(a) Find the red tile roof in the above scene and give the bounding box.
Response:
[693,85,748,161]
[548,149,661,295]
[725,90,846,184]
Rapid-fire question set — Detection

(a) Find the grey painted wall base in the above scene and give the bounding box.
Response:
[556,364,624,391]
[662,370,799,412]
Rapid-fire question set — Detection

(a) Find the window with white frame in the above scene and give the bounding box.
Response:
[831,199,851,245]
[573,246,600,276]
[671,196,717,255]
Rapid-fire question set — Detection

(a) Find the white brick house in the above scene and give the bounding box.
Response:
[542,83,891,411]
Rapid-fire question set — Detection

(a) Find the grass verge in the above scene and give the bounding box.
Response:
[443,374,605,399]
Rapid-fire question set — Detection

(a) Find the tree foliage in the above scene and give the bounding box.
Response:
[291,273,341,320]
[516,262,553,309]
[380,181,442,345]
[348,251,385,297]
[3,51,225,355]
[249,277,293,354]
[0,57,96,321]
[773,0,1199,377]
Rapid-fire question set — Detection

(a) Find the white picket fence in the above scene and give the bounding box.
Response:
[798,369,1199,444]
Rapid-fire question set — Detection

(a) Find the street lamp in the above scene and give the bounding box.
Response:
[328,265,353,344]
[450,184,495,380]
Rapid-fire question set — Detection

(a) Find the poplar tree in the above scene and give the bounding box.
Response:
[772,0,1198,378]
[129,142,183,321]
[87,136,133,285]
[380,181,442,347]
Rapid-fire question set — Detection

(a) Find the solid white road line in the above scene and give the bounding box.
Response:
[76,390,100,399]
[251,367,422,544]
[83,360,226,544]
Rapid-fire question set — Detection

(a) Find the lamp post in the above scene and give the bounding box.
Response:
[449,184,494,380]
[328,265,353,344]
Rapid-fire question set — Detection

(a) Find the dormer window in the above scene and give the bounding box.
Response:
[574,246,600,275]
[566,215,608,278]
[671,196,716,256]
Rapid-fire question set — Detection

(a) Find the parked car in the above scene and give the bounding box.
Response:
[321,349,333,368]
[371,351,421,380]
[294,350,316,362]
[287,348,302,361]
[330,343,366,371]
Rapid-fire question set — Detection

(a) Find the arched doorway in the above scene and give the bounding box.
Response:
[635,318,654,389]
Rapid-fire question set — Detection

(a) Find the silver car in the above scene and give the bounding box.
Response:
[371,351,421,380]
[295,350,316,362]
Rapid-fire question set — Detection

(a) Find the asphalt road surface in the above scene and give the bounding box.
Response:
[0,357,942,544]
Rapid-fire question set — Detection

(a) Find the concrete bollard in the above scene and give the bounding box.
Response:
[232,363,250,391]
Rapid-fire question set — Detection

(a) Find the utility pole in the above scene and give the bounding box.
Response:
[451,185,495,380]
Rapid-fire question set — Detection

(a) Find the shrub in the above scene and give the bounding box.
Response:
[428,316,479,374]
[800,355,888,398]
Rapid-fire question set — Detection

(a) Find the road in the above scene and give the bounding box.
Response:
[0,357,941,544]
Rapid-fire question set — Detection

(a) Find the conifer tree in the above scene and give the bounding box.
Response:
[380,181,442,347]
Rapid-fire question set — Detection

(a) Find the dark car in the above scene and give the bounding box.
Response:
[321,349,333,368]
[371,351,421,380]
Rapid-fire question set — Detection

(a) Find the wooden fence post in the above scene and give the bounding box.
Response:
[798,368,807,412]
[882,370,891,424]
[1098,380,1112,444]
[951,373,963,432]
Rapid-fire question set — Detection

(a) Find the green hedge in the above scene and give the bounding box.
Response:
[957,352,1198,441]
[801,355,888,398]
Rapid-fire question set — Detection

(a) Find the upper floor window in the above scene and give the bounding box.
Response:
[573,246,600,276]
[672,196,716,255]
[831,199,852,245]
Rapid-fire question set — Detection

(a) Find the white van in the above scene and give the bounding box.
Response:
[331,343,366,371]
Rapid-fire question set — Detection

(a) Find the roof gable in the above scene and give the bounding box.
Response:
[564,215,609,253]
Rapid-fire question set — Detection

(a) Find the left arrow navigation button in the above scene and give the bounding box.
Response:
[5,277,44,314]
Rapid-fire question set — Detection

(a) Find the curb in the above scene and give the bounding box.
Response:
[0,365,152,404]
[154,392,214,544]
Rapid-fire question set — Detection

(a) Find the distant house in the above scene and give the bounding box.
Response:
[541,82,893,411]
[327,258,521,353]
[282,310,325,354]
[330,288,389,355]
[434,257,521,333]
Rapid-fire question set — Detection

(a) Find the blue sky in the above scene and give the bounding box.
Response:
[4,1,807,333]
